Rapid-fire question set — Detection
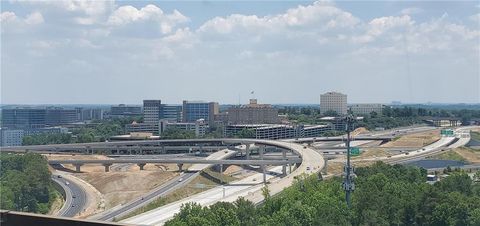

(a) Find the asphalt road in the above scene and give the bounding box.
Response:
[95,172,197,221]
[52,174,87,217]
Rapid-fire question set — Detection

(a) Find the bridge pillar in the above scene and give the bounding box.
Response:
[103,163,112,172]
[245,144,250,160]
[262,165,267,184]
[162,145,166,154]
[220,164,224,184]
[289,164,292,174]
[259,145,265,160]
[322,158,328,174]
[137,163,146,170]
[282,148,287,176]
[73,164,83,173]
[177,163,184,172]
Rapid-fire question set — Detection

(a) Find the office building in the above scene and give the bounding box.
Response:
[320,91,347,115]
[110,104,142,118]
[0,127,68,147]
[125,122,158,134]
[0,129,24,146]
[182,101,219,125]
[160,105,182,122]
[159,119,208,137]
[2,108,46,129]
[350,104,384,116]
[81,108,104,121]
[226,99,280,124]
[143,100,162,125]
[45,107,81,125]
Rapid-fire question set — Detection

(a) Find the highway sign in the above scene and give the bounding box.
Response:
[350,147,361,156]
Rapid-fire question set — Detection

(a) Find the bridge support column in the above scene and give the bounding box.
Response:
[282,148,287,176]
[259,145,265,160]
[138,163,146,170]
[177,163,184,172]
[322,158,328,174]
[103,163,112,172]
[262,165,267,184]
[289,164,292,174]
[245,144,250,159]
[220,164,224,184]
[73,164,83,173]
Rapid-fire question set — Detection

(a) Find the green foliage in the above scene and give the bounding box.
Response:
[161,128,196,139]
[22,117,138,145]
[234,128,255,138]
[0,153,55,213]
[167,162,480,226]
[23,133,73,145]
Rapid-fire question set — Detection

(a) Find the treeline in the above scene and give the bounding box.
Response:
[0,153,56,214]
[165,162,480,226]
[22,117,139,145]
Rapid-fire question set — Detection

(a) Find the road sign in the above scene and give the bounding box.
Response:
[350,147,361,156]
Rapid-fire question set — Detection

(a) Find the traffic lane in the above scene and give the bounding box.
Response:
[60,176,87,217]
[97,172,197,221]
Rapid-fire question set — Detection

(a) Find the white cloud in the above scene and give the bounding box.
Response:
[470,13,480,23]
[25,12,44,25]
[353,15,414,43]
[107,4,188,34]
[198,1,359,35]
[400,7,424,15]
[0,11,17,23]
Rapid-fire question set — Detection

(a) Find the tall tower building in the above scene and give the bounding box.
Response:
[143,100,161,124]
[320,92,347,115]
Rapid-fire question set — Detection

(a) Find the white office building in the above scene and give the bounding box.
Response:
[320,92,347,115]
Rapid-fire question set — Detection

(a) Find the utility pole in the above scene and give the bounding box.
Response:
[342,115,356,208]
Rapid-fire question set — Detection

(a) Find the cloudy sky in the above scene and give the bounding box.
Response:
[1,0,479,105]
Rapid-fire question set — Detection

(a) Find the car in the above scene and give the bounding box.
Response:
[178,178,183,182]
[65,181,70,185]
[57,175,62,178]
[71,204,75,207]
[405,152,410,155]
[306,166,311,170]
[72,195,76,198]
[224,150,228,153]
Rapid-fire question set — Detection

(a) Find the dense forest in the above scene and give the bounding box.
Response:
[166,162,480,226]
[0,153,57,214]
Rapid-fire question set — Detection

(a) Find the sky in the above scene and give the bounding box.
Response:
[1,0,479,105]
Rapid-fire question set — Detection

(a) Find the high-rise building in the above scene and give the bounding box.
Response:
[182,101,218,124]
[143,100,162,125]
[320,92,347,115]
[80,108,104,121]
[110,104,142,118]
[1,108,47,129]
[227,99,279,124]
[160,105,182,122]
[159,119,208,137]
[45,107,81,125]
[350,104,384,116]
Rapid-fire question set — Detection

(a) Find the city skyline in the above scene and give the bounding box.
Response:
[1,1,479,104]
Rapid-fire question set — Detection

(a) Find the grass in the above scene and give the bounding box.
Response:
[202,168,237,184]
[471,132,480,141]
[428,150,466,162]
[117,174,219,221]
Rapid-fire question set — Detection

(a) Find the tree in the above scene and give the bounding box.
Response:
[235,128,255,138]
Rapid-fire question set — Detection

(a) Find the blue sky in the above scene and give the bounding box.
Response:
[1,1,479,104]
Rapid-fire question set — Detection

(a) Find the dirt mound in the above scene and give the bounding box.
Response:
[352,127,369,136]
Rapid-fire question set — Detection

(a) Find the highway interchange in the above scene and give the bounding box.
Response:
[1,125,477,225]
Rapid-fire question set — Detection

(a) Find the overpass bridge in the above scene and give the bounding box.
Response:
[48,158,302,173]
[287,135,394,144]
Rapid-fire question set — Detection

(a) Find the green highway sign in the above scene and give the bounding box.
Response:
[350,147,361,156]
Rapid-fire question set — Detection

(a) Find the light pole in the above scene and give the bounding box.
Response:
[342,115,356,208]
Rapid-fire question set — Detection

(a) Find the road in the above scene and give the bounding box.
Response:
[122,139,324,225]
[51,173,87,217]
[92,149,237,221]
[94,172,197,221]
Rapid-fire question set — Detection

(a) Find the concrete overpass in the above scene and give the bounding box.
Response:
[287,135,394,144]
[48,158,302,173]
